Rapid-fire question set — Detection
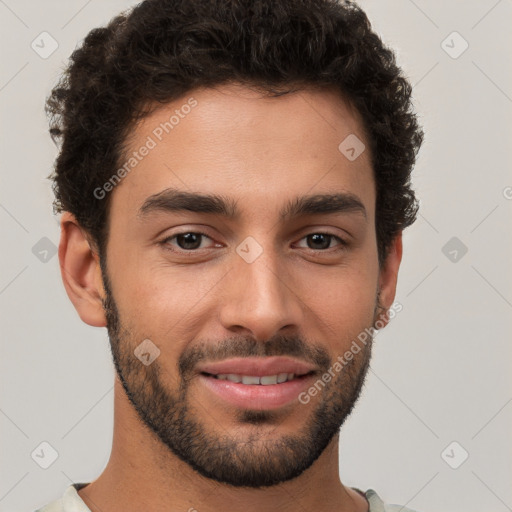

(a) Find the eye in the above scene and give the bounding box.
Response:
[295,233,348,251]
[160,232,218,252]
[159,231,348,255]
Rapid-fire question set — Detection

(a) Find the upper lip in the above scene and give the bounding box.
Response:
[197,357,317,377]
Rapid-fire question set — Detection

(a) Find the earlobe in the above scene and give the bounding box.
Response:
[375,232,403,329]
[58,211,107,327]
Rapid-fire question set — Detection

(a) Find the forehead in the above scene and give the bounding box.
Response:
[109,82,374,224]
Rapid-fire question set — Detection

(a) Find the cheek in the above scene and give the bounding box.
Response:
[117,262,224,340]
[295,261,378,344]
[109,237,378,351]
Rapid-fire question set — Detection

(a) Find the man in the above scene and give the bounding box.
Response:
[37,0,423,510]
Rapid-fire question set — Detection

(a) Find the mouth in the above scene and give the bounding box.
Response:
[198,370,318,410]
[200,371,315,384]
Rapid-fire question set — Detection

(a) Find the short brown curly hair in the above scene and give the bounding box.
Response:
[46,0,423,267]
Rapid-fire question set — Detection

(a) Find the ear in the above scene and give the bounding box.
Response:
[374,232,403,329]
[58,211,107,327]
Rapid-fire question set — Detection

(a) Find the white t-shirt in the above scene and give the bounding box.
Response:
[34,483,419,511]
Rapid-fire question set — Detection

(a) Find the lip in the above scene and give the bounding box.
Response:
[196,356,316,377]
[199,372,317,410]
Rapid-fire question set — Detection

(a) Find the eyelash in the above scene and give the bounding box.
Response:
[159,231,349,254]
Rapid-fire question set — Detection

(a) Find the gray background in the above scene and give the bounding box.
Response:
[1,1,511,511]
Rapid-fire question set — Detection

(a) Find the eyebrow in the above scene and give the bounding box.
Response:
[137,187,367,222]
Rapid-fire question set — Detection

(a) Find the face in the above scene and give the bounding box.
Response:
[96,83,393,488]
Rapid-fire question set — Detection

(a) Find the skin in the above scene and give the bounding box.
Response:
[59,82,402,512]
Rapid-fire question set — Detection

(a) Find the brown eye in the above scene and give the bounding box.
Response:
[161,232,215,252]
[174,232,203,250]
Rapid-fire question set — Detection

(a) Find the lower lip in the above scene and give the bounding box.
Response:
[198,373,316,410]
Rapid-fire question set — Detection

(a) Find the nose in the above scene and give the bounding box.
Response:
[218,245,304,342]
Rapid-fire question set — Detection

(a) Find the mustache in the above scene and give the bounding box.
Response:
[178,333,331,378]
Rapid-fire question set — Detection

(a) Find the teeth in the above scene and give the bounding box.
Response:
[241,375,260,385]
[260,375,278,385]
[213,373,297,384]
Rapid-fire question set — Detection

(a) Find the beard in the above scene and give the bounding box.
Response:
[100,262,377,489]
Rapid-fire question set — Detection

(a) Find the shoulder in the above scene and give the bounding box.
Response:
[360,488,420,512]
[34,483,91,512]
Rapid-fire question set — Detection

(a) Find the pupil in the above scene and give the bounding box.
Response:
[178,233,201,250]
[309,234,330,250]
